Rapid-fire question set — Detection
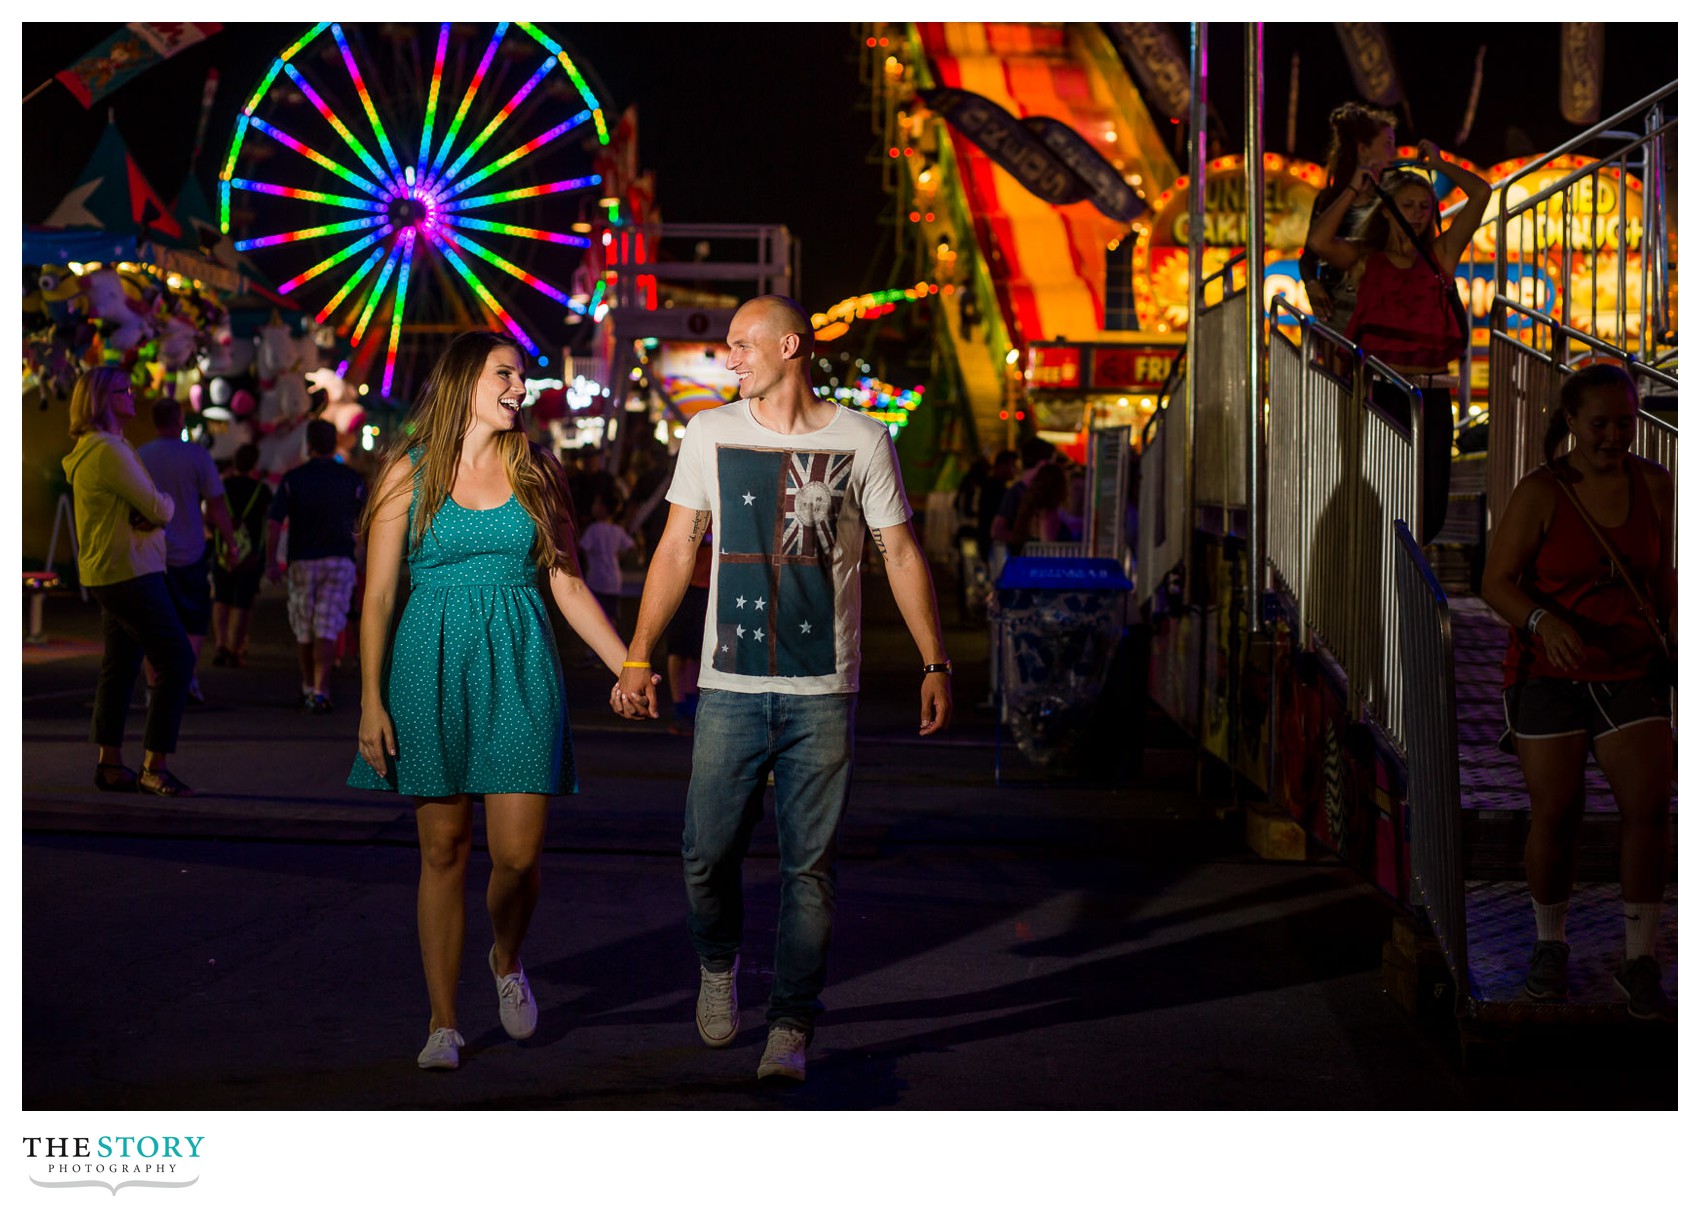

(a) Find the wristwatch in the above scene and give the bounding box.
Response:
[922,660,952,675]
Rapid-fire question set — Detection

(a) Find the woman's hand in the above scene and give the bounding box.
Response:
[1416,139,1443,169]
[1350,166,1378,201]
[1307,282,1335,321]
[357,703,397,773]
[1534,613,1585,673]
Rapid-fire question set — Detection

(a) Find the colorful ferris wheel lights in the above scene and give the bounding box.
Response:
[225,22,605,395]
[230,178,387,212]
[445,216,591,249]
[315,246,387,325]
[281,63,392,189]
[382,229,419,396]
[436,228,574,308]
[247,116,385,197]
[235,215,384,252]
[515,21,562,55]
[446,111,590,198]
[425,23,508,190]
[443,174,601,213]
[278,226,392,295]
[439,56,559,187]
[351,238,407,345]
[330,24,405,179]
[417,23,451,178]
[428,229,538,354]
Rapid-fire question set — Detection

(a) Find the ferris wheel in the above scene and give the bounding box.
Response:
[220,21,609,397]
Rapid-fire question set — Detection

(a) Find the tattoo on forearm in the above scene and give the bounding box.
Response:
[689,510,710,545]
[870,527,889,556]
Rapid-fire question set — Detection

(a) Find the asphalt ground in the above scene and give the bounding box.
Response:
[12,569,1685,1203]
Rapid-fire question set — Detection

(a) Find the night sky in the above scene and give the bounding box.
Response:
[20,22,1678,314]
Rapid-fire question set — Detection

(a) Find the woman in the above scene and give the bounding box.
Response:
[348,332,653,1070]
[1306,140,1492,544]
[1481,364,1674,1020]
[1008,461,1073,556]
[211,442,272,667]
[62,368,197,796]
[1300,101,1397,329]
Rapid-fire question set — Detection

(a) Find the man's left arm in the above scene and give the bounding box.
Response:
[871,520,952,736]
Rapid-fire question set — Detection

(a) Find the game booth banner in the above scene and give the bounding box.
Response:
[1025,340,1182,458]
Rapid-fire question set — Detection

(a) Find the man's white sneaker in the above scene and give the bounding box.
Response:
[489,946,538,1040]
[756,1024,808,1081]
[695,957,740,1047]
[417,1027,465,1070]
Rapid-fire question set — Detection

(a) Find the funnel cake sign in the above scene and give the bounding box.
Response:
[1129,154,1327,334]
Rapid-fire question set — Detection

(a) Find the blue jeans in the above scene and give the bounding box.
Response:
[683,688,856,1034]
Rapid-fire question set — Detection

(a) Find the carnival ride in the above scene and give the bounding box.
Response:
[220,21,610,397]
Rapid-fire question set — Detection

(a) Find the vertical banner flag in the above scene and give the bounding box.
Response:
[713,447,850,679]
[1456,47,1487,144]
[1021,116,1145,221]
[1334,23,1403,107]
[1286,52,1300,155]
[1103,23,1191,121]
[1559,23,1604,126]
[54,23,221,109]
[918,88,1085,208]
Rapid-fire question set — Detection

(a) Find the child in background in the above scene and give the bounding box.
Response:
[578,488,637,633]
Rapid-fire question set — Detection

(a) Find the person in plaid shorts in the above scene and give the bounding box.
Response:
[267,420,366,712]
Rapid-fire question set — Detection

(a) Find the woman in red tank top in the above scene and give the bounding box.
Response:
[1482,365,1675,1019]
[1306,142,1491,544]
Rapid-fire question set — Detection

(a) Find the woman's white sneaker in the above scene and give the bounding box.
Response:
[489,947,538,1039]
[417,1027,465,1070]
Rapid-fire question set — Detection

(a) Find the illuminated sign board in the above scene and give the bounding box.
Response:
[1028,344,1082,389]
[1028,342,1182,394]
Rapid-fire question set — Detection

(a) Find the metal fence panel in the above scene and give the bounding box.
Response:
[1394,522,1471,1006]
[1136,374,1191,608]
[1194,292,1249,509]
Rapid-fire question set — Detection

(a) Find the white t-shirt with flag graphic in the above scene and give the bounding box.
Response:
[666,400,912,694]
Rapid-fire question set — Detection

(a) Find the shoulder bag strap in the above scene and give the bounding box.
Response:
[232,480,262,526]
[1370,180,1451,283]
[1551,470,1671,658]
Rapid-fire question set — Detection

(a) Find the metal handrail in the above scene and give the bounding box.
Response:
[1136,357,1189,609]
[1486,296,1678,561]
[1393,521,1471,1007]
[1267,296,1422,749]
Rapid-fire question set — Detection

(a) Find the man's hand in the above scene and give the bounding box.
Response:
[919,671,953,736]
[616,665,663,719]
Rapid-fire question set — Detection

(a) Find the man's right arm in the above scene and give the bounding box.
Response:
[618,504,710,717]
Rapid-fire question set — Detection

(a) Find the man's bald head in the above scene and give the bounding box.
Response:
[737,294,815,357]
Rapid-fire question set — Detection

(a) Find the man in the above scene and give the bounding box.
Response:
[617,296,952,1083]
[137,396,239,704]
[266,419,365,713]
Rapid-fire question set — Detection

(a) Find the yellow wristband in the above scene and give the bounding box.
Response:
[621,661,651,669]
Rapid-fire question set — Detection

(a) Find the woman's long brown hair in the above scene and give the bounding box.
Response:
[360,331,580,574]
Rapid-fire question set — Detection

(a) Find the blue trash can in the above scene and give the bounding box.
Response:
[993,556,1133,771]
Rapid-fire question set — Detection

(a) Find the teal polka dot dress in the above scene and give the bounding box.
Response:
[348,469,577,798]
